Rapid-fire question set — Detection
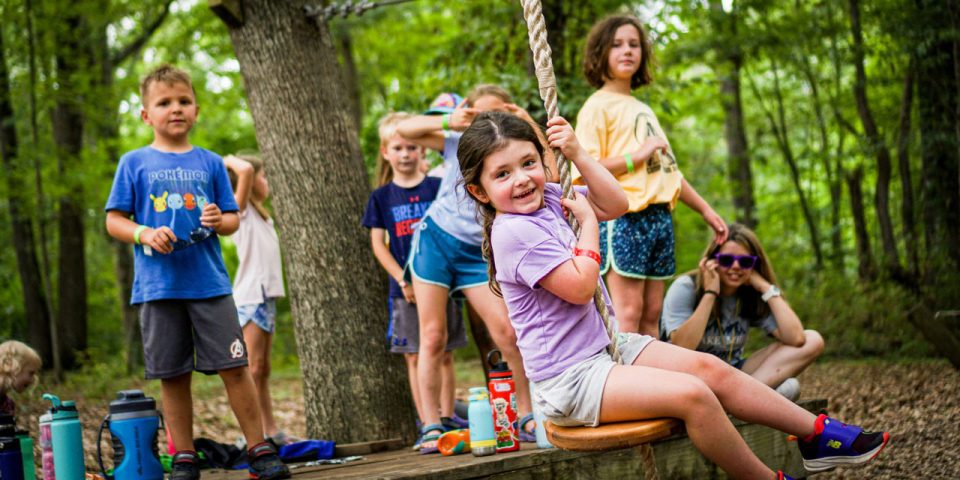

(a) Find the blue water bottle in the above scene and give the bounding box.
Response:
[97,390,163,480]
[0,433,25,480]
[467,387,496,457]
[39,394,85,480]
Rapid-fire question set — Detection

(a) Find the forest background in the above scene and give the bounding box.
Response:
[1,0,958,423]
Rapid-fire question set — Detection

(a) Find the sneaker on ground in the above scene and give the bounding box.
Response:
[170,450,201,480]
[798,414,890,472]
[775,377,801,402]
[247,441,291,480]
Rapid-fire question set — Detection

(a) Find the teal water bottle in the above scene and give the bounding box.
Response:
[467,387,496,457]
[39,394,85,479]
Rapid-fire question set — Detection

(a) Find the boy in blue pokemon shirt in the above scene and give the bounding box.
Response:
[105,64,289,480]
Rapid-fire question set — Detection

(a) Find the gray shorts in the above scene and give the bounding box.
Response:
[140,295,248,379]
[388,297,467,354]
[533,333,655,427]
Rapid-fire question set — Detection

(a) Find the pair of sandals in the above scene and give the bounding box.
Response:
[417,414,537,454]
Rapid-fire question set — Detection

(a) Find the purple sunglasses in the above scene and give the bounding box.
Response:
[714,253,758,270]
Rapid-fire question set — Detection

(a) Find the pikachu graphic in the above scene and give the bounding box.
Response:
[150,191,169,213]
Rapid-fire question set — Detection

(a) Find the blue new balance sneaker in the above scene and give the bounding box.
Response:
[798,414,890,472]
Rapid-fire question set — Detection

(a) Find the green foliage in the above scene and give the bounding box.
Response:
[0,0,955,376]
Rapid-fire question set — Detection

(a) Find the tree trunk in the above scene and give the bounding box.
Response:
[0,23,54,365]
[748,63,823,266]
[798,54,844,270]
[711,2,756,228]
[223,0,415,444]
[51,7,89,369]
[896,57,919,276]
[917,0,960,278]
[846,167,875,280]
[848,0,902,276]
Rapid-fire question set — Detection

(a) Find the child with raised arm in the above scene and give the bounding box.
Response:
[459,111,888,480]
[396,86,542,451]
[0,340,41,418]
[104,65,289,480]
[575,15,727,336]
[361,112,468,450]
[224,153,297,446]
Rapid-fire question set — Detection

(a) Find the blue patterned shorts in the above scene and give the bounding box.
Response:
[599,204,675,279]
[237,299,278,334]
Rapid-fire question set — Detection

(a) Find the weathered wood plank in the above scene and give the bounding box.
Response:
[203,399,825,479]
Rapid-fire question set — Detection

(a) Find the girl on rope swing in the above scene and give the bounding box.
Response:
[457,109,888,480]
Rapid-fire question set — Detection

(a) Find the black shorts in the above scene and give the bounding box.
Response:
[139,295,248,379]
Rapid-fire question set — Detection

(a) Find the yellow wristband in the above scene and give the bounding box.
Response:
[624,153,635,174]
[133,225,148,245]
[441,113,451,131]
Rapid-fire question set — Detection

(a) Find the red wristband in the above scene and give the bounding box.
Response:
[573,247,601,265]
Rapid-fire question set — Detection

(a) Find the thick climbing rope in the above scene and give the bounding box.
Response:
[518,0,619,364]
[518,2,659,478]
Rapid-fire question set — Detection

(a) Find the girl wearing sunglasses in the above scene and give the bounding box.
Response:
[660,223,823,401]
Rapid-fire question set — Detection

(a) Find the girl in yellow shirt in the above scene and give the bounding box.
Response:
[575,15,727,336]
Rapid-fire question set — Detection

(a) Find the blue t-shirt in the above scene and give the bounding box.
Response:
[104,146,239,304]
[362,177,441,298]
[423,132,483,246]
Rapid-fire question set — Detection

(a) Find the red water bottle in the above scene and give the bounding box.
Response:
[486,350,519,453]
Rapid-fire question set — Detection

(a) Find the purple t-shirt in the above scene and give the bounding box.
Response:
[491,183,613,382]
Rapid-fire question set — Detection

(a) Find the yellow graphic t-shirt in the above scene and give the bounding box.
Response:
[574,89,683,212]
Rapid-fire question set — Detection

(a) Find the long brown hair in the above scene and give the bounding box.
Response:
[582,15,654,90]
[458,112,546,297]
[690,223,779,321]
[227,153,271,221]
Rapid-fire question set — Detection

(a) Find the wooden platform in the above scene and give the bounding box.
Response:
[204,399,825,479]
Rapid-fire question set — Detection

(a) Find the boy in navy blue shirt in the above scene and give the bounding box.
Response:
[105,65,289,480]
[362,112,467,452]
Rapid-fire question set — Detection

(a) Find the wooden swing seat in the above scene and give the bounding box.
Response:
[543,417,684,452]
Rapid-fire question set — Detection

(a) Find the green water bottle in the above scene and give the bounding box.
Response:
[16,429,35,480]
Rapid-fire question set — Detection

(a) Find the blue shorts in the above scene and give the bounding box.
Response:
[237,298,278,334]
[599,204,675,279]
[408,216,488,294]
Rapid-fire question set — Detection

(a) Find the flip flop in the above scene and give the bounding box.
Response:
[418,423,446,455]
[518,413,537,443]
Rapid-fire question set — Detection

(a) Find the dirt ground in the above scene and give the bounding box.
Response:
[16,358,960,478]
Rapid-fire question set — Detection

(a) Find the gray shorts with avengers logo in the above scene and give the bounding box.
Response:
[140,294,248,379]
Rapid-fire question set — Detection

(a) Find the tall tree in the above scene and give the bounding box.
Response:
[51,1,91,368]
[709,0,756,228]
[916,0,960,279]
[848,0,902,277]
[218,0,415,443]
[0,22,54,367]
[748,61,824,267]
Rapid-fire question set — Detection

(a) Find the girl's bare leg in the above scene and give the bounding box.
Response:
[741,330,824,387]
[634,341,816,438]
[600,365,774,479]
